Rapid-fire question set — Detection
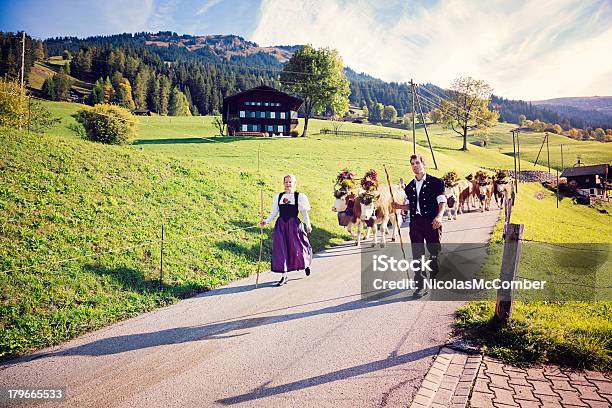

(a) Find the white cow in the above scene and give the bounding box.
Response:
[356,184,405,247]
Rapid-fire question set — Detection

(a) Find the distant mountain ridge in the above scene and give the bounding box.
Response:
[38,32,609,127]
[143,33,298,63]
[532,96,612,115]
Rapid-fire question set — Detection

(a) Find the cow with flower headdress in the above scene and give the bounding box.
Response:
[474,170,494,211]
[442,171,472,220]
[355,169,406,247]
[493,169,513,208]
[331,169,371,239]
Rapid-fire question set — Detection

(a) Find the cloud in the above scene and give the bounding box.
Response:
[250,0,612,99]
[196,0,224,15]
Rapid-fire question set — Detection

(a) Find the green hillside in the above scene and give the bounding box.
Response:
[1,100,610,360]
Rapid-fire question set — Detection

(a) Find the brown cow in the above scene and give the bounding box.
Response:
[355,184,405,247]
[465,174,479,210]
[475,173,494,211]
[494,177,513,208]
[332,190,371,239]
[444,179,472,219]
[458,180,473,213]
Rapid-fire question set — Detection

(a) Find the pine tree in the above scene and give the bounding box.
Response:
[42,77,56,100]
[34,41,46,61]
[53,68,72,100]
[89,78,105,105]
[147,74,160,114]
[111,71,123,91]
[133,68,150,109]
[159,75,171,115]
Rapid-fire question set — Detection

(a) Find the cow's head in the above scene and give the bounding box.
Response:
[477,178,491,199]
[359,192,378,220]
[332,189,348,212]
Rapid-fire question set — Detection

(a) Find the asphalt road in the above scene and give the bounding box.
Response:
[0,209,500,408]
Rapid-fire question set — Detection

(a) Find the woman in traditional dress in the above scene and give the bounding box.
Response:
[260,174,313,286]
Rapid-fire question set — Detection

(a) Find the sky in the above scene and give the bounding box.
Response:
[1,0,611,100]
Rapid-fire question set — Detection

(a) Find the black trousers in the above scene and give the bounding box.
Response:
[409,215,442,287]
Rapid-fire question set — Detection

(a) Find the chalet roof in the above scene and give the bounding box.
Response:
[223,85,303,107]
[561,164,609,178]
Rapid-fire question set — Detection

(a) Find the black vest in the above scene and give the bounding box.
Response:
[404,175,444,219]
[278,192,299,221]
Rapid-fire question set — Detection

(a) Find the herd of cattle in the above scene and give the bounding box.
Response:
[331,171,514,247]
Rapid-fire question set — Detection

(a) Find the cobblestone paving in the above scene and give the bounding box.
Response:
[410,348,611,408]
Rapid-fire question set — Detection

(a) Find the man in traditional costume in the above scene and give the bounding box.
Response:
[393,154,446,298]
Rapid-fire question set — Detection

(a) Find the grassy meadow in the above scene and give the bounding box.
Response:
[457,182,612,370]
[1,100,611,366]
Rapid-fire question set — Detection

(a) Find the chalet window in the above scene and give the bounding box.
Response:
[585,178,589,182]
[256,102,261,106]
[260,111,265,118]
[280,112,286,119]
[264,102,269,106]
[267,125,274,132]
[250,111,255,118]
[278,125,284,133]
[270,112,275,119]
[239,111,245,118]
[241,124,248,132]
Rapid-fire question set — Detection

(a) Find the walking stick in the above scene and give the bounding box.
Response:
[383,165,406,260]
[256,144,263,288]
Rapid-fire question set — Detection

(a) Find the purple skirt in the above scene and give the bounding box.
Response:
[271,217,312,273]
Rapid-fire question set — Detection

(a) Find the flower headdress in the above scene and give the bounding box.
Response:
[442,170,459,187]
[475,170,490,184]
[359,169,379,205]
[333,168,355,198]
[495,169,509,183]
[360,169,379,192]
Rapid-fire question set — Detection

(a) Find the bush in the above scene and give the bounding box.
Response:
[0,78,28,129]
[73,104,137,145]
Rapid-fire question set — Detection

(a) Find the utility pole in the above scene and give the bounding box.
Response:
[413,83,437,169]
[511,130,518,194]
[516,130,521,183]
[546,132,551,174]
[410,79,416,155]
[20,31,26,90]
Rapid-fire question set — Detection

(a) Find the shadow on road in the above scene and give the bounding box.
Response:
[20,290,412,361]
[216,345,440,405]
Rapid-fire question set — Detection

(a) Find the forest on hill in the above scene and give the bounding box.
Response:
[2,30,610,129]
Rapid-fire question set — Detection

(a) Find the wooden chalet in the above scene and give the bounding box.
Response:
[561,164,610,199]
[222,86,303,136]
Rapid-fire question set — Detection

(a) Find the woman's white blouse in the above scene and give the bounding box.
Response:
[264,192,311,229]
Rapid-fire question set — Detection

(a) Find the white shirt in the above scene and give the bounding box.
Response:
[414,173,446,215]
[265,192,311,229]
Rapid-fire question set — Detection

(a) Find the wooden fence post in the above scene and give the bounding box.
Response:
[494,223,524,324]
[159,223,164,288]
